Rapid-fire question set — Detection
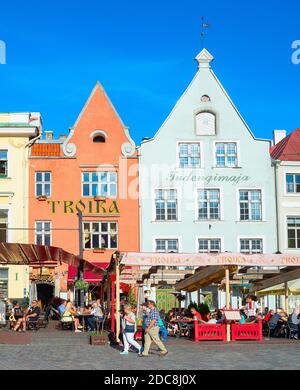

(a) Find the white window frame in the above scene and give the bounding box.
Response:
[196,237,223,253]
[238,237,264,254]
[0,205,12,243]
[83,221,118,250]
[237,188,264,222]
[153,237,181,253]
[286,215,300,250]
[176,141,202,169]
[152,188,180,222]
[35,171,52,197]
[196,188,222,221]
[35,221,52,246]
[284,173,300,195]
[81,171,117,198]
[213,141,240,168]
[0,149,9,178]
[0,267,9,299]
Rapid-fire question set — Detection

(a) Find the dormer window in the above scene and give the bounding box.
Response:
[90,130,108,144]
[195,111,216,135]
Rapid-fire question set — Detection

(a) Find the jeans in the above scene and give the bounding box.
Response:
[159,326,168,342]
[86,316,104,331]
[123,332,141,353]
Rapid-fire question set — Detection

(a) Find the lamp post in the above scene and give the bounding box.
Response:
[77,210,85,307]
[115,252,121,343]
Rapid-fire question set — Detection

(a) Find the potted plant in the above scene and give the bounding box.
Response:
[90,330,107,346]
[74,279,89,291]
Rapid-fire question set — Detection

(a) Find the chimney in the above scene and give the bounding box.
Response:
[45,130,53,141]
[59,134,67,141]
[273,130,286,145]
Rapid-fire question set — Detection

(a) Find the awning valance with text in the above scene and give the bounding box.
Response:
[120,252,300,267]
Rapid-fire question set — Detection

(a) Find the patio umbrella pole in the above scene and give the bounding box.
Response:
[284,282,289,314]
[225,267,231,342]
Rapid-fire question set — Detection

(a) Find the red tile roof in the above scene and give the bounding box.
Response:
[31,143,61,157]
[270,128,300,161]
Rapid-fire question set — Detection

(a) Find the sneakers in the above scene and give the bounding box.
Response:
[120,351,129,355]
[75,329,82,333]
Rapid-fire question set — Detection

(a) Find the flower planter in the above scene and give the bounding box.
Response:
[90,335,107,346]
[37,196,48,201]
[93,249,106,254]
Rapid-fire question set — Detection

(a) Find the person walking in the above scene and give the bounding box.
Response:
[120,304,142,355]
[140,300,168,358]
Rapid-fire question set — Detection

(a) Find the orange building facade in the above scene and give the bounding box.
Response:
[28,83,139,302]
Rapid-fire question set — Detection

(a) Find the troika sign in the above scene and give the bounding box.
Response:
[121,252,300,267]
[47,199,120,215]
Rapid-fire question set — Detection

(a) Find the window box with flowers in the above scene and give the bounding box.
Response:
[93,248,106,254]
[37,195,48,201]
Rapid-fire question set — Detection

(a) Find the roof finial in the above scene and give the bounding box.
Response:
[201,17,210,49]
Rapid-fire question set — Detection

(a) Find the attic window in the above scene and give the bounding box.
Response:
[93,135,106,143]
[90,130,108,143]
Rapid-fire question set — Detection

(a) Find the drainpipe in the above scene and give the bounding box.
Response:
[272,159,281,253]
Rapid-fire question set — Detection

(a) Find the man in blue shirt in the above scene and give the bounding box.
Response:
[140,300,168,357]
[58,300,67,316]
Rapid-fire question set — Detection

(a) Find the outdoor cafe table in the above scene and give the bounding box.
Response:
[77,312,93,332]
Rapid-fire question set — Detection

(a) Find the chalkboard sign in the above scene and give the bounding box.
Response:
[0,300,6,325]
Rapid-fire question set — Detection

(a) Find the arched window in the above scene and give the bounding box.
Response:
[93,135,106,143]
[90,130,108,143]
[196,111,216,136]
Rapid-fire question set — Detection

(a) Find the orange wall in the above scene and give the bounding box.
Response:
[28,84,139,289]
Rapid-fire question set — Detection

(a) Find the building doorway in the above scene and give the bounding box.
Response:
[36,282,54,307]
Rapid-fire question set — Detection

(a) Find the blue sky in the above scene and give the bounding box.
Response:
[0,0,299,144]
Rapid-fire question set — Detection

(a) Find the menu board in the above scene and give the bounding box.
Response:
[223,310,241,321]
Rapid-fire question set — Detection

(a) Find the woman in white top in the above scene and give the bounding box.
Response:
[120,304,141,355]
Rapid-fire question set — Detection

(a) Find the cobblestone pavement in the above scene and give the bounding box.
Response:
[1,335,300,370]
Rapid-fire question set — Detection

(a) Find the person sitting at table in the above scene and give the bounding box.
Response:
[86,300,104,331]
[289,307,300,339]
[13,300,40,332]
[165,309,179,336]
[264,309,274,323]
[58,299,67,316]
[207,312,217,324]
[61,302,82,333]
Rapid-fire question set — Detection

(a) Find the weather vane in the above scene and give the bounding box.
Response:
[201,17,211,49]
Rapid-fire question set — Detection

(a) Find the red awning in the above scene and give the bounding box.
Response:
[0,243,107,278]
[68,263,110,284]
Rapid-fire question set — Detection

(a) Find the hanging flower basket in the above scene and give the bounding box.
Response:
[75,280,89,290]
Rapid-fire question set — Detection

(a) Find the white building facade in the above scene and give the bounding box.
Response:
[139,49,278,308]
[271,128,300,310]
